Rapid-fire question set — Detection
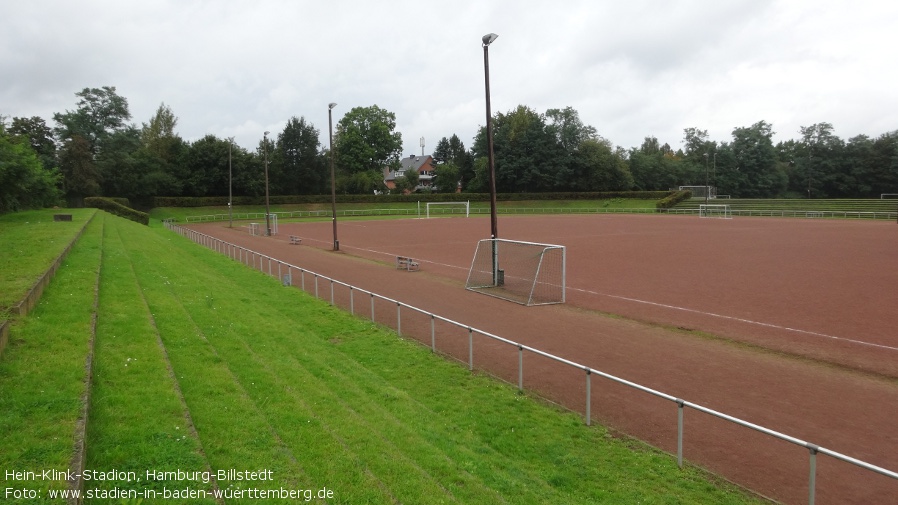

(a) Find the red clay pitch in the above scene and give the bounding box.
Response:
[189,214,898,504]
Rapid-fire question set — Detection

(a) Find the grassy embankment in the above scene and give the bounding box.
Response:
[0,211,766,504]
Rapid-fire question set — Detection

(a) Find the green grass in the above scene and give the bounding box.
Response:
[0,209,96,311]
[0,211,768,504]
[0,213,103,498]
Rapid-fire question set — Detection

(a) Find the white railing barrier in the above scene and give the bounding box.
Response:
[165,221,898,504]
[184,206,898,223]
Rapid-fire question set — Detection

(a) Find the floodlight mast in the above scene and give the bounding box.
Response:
[328,103,339,251]
[483,32,500,286]
[264,131,271,236]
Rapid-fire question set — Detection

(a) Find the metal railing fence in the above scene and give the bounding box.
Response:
[183,206,898,223]
[165,221,898,504]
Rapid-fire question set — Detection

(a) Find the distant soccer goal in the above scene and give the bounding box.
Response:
[699,204,732,219]
[680,185,717,199]
[466,238,565,306]
[426,201,469,218]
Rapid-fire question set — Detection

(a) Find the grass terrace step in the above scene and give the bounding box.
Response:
[85,215,216,501]
[0,214,103,499]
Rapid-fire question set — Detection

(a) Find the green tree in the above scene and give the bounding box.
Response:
[797,123,843,198]
[545,106,598,152]
[272,116,324,195]
[472,105,563,192]
[334,105,402,193]
[0,123,60,211]
[433,162,460,192]
[9,116,57,171]
[731,121,785,198]
[570,139,633,191]
[53,86,131,153]
[433,134,474,190]
[58,135,100,205]
[96,126,142,199]
[140,103,179,161]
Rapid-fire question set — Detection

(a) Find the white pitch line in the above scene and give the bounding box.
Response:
[570,286,898,352]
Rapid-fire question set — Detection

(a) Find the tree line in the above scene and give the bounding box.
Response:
[2,86,896,212]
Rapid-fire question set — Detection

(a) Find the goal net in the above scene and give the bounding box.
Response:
[465,238,566,306]
[699,204,732,219]
[426,201,469,218]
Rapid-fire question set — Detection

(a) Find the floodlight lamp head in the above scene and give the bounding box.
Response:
[329,102,337,110]
[482,33,498,46]
[264,131,270,136]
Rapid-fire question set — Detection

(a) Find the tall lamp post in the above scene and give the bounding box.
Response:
[328,103,339,251]
[264,131,271,236]
[482,32,499,285]
[228,137,234,228]
[703,153,710,206]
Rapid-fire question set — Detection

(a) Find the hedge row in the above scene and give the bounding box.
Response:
[655,190,692,209]
[153,191,674,208]
[84,197,149,225]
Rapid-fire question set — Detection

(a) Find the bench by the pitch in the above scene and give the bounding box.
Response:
[396,256,419,272]
[289,235,302,245]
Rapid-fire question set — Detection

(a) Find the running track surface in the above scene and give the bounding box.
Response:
[189,214,898,504]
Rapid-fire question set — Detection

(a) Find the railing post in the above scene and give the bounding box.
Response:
[808,444,819,505]
[430,315,435,352]
[468,328,474,371]
[518,345,524,391]
[371,294,375,322]
[397,302,401,335]
[314,274,318,298]
[331,280,335,305]
[349,287,354,315]
[676,399,685,468]
[585,368,592,426]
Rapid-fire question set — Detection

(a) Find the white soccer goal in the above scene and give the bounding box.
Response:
[465,238,566,306]
[699,204,732,219]
[266,213,278,236]
[426,201,469,218]
[680,185,717,199]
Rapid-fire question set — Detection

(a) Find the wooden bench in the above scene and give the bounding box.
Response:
[396,256,420,272]
[289,235,302,245]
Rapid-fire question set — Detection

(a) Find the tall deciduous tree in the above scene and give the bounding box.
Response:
[0,123,60,211]
[58,135,100,205]
[433,134,473,190]
[731,120,785,198]
[53,86,131,153]
[9,116,57,171]
[335,105,403,186]
[272,116,324,195]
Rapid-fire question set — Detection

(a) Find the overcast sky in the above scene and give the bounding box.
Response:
[2,0,896,156]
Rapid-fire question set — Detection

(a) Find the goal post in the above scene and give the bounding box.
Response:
[466,238,566,306]
[699,204,732,219]
[426,201,469,218]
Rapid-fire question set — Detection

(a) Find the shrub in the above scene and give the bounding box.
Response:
[84,197,149,225]
[655,190,692,209]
